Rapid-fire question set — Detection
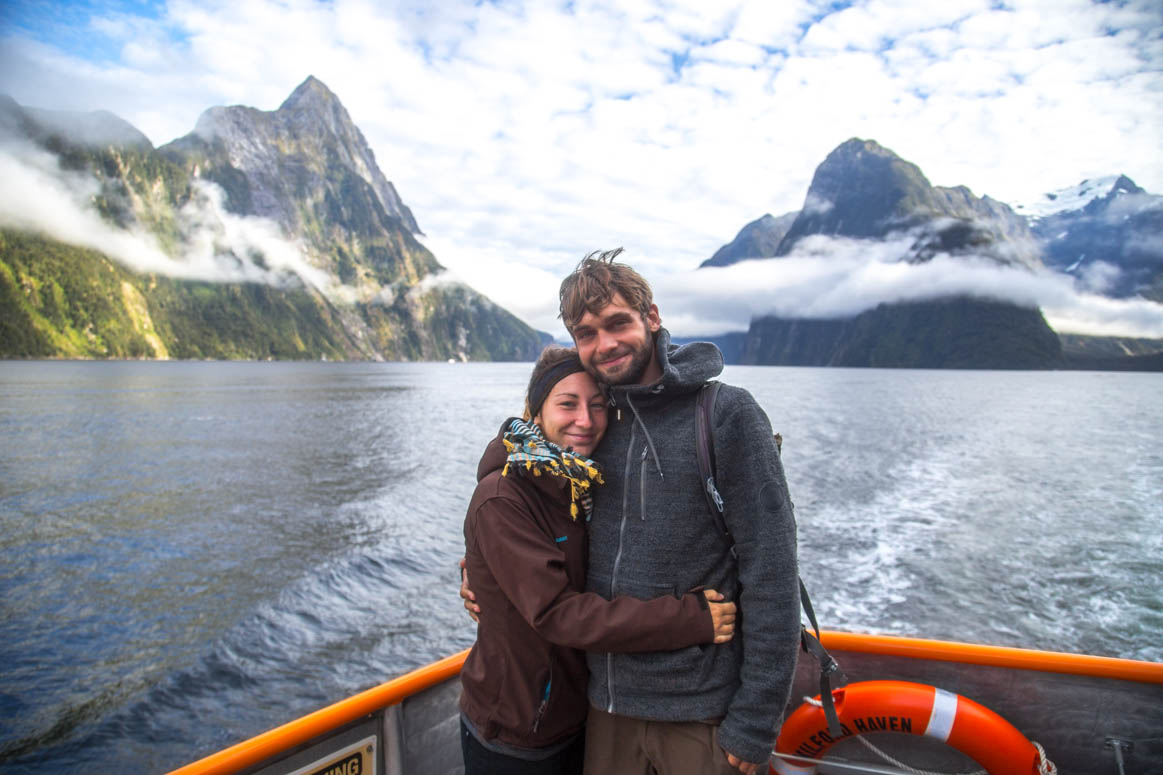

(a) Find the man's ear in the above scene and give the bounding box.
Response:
[645,304,661,333]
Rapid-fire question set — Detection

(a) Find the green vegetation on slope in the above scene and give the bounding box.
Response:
[1,230,359,360]
[1,230,157,357]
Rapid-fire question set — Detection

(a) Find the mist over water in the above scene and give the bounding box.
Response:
[1,362,1160,773]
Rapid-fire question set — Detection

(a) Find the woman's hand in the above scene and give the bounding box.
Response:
[726,752,761,774]
[459,557,481,622]
[703,589,736,643]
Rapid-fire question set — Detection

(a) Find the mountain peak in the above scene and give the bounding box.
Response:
[176,76,421,235]
[276,76,355,135]
[775,137,932,251]
[772,138,1040,269]
[1112,174,1144,195]
[832,137,895,159]
[279,75,340,113]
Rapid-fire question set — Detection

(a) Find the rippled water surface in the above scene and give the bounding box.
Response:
[1,361,1160,773]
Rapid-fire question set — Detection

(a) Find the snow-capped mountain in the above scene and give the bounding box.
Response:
[1020,175,1163,299]
[1013,175,1142,220]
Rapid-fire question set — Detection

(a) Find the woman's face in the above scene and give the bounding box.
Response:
[533,371,608,457]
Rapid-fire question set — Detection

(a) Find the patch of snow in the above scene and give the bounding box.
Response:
[1013,176,1121,219]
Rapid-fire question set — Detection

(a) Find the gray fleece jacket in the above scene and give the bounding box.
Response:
[584,329,800,765]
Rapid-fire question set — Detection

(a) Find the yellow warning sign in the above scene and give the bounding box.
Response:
[286,735,376,775]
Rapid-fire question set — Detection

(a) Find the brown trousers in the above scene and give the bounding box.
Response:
[582,706,741,775]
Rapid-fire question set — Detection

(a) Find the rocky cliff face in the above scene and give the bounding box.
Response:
[0,79,547,361]
[162,76,432,290]
[744,298,1063,369]
[172,77,419,233]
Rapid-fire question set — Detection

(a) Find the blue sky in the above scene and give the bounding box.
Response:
[2,1,176,61]
[2,0,1162,337]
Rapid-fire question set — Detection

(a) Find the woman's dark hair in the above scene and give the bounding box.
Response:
[523,345,585,421]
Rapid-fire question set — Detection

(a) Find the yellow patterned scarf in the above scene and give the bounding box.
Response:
[501,418,604,521]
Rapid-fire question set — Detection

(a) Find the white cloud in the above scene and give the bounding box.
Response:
[0,138,348,298]
[0,139,183,274]
[655,235,1163,339]
[1076,261,1123,295]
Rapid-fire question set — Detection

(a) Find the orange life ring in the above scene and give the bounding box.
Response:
[772,680,1047,775]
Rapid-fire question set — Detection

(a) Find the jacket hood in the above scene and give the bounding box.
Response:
[614,328,723,398]
[476,421,512,482]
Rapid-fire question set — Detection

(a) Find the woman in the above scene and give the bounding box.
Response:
[459,346,736,775]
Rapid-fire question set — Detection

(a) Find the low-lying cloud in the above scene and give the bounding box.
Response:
[655,234,1163,339]
[3,136,1161,341]
[0,137,344,298]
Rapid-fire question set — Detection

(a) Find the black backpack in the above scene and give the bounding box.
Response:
[694,381,846,737]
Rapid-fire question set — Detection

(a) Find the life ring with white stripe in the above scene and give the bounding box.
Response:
[771,680,1054,775]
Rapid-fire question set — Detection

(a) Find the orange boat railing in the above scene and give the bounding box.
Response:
[168,649,470,775]
[169,633,1163,775]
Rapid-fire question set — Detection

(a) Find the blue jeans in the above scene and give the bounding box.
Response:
[460,719,584,775]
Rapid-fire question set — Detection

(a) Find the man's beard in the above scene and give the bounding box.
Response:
[588,329,654,386]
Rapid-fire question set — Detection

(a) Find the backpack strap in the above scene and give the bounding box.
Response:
[799,579,846,736]
[693,381,846,737]
[695,382,730,555]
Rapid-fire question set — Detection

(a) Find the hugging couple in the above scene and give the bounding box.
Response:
[458,249,799,775]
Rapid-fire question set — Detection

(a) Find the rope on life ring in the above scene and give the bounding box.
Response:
[771,680,1057,775]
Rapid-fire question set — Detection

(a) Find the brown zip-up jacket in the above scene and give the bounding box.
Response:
[459,422,715,752]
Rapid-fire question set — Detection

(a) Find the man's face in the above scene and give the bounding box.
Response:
[570,293,662,386]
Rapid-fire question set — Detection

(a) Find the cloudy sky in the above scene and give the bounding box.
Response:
[2,0,1162,338]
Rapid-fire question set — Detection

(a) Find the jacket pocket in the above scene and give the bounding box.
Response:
[607,579,727,697]
[531,663,553,734]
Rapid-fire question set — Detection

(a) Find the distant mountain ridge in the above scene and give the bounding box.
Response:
[0,78,548,361]
[4,91,1158,368]
[1020,175,1163,301]
[699,212,797,268]
[700,138,1161,369]
[0,94,152,149]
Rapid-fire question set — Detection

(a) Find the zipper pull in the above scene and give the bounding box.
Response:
[533,698,548,733]
[533,680,551,733]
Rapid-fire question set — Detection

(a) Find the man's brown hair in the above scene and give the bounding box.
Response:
[558,248,654,333]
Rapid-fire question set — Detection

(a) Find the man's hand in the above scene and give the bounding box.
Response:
[702,589,736,643]
[459,557,480,622]
[726,753,761,774]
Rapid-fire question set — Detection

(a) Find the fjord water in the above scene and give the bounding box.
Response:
[1,361,1160,773]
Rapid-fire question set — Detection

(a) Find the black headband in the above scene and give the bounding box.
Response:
[528,356,586,420]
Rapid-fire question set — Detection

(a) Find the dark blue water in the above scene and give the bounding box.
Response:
[1,362,1160,773]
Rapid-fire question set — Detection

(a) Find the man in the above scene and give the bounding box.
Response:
[466,249,800,774]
